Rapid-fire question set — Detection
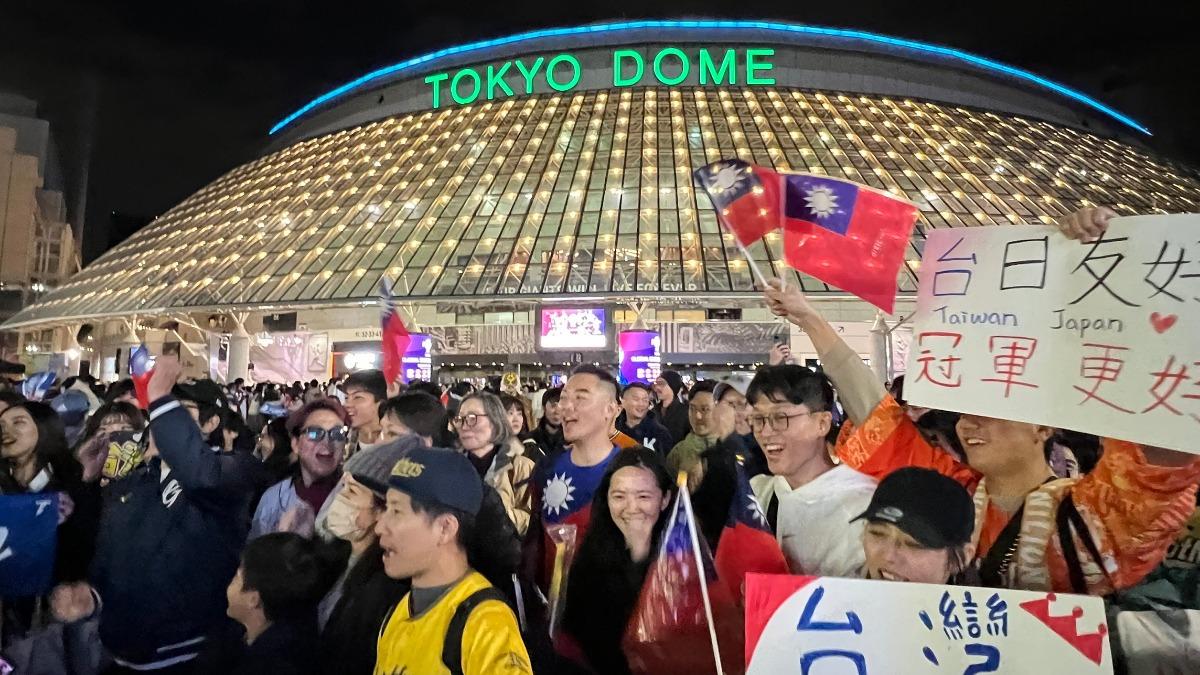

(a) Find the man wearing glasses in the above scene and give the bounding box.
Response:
[249,399,350,539]
[746,364,877,578]
[665,380,724,485]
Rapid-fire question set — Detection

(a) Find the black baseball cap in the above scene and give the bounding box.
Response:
[852,467,974,548]
[387,447,484,516]
[622,382,652,396]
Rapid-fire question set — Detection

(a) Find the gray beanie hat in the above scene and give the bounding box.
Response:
[344,434,425,496]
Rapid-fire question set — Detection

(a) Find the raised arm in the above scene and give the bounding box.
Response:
[762,279,886,425]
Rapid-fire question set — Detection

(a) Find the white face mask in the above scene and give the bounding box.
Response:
[325,491,367,542]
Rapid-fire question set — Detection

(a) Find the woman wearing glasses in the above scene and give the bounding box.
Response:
[249,399,350,539]
[746,365,877,578]
[451,392,536,536]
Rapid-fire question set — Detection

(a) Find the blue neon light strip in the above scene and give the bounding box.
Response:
[269,20,1150,136]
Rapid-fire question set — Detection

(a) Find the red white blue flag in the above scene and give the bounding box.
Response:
[379,277,411,387]
[20,371,56,402]
[714,462,790,602]
[780,172,918,313]
[129,344,154,410]
[694,159,782,246]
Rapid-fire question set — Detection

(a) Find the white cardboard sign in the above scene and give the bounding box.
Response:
[905,216,1200,453]
[746,574,1113,674]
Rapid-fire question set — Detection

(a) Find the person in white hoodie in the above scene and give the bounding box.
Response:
[747,364,877,578]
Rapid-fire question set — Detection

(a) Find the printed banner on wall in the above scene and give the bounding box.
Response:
[745,574,1112,674]
[905,216,1200,453]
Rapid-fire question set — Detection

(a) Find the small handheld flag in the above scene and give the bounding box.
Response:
[780,172,918,313]
[21,371,56,401]
[379,277,412,386]
[694,159,782,287]
[129,344,155,410]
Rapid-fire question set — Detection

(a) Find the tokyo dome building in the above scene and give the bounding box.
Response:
[8,20,1200,382]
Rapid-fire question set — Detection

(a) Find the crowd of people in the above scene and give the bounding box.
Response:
[0,207,1198,674]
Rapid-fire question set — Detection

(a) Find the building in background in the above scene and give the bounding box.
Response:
[0,93,81,365]
[4,20,1199,384]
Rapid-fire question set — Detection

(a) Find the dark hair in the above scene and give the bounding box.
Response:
[1053,430,1103,474]
[449,381,475,398]
[260,416,293,476]
[564,447,675,673]
[541,386,562,407]
[569,364,620,402]
[916,410,965,461]
[286,398,348,437]
[688,379,719,398]
[746,364,834,413]
[888,374,907,406]
[408,381,443,398]
[220,407,254,453]
[408,494,475,551]
[0,390,26,408]
[343,370,387,402]
[80,401,146,446]
[621,382,652,396]
[0,401,83,491]
[239,533,339,623]
[379,392,447,442]
[103,379,135,405]
[498,393,530,435]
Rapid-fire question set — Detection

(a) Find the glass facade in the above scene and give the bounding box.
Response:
[10,87,1200,326]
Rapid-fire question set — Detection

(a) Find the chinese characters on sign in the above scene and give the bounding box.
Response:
[906,216,1200,454]
[745,574,1112,674]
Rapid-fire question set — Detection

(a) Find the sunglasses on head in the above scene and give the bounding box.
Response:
[301,426,349,443]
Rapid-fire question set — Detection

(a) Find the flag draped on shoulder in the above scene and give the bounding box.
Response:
[714,462,790,602]
[378,276,411,386]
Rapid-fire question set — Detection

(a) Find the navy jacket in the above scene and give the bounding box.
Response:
[615,411,675,456]
[90,396,257,669]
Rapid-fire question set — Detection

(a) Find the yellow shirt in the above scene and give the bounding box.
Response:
[374,571,532,675]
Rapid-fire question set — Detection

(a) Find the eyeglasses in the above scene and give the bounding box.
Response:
[749,411,821,432]
[301,426,350,443]
[451,414,481,429]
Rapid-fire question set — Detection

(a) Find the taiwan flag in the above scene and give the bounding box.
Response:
[378,277,411,387]
[623,483,743,675]
[694,159,782,246]
[129,344,154,410]
[714,462,790,603]
[781,173,919,313]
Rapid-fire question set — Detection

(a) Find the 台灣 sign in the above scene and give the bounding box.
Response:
[0,492,59,598]
[905,216,1200,453]
[745,574,1112,674]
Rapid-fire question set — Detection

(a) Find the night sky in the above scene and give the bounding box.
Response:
[2,1,1197,263]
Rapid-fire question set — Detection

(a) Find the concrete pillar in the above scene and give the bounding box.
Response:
[227,324,251,384]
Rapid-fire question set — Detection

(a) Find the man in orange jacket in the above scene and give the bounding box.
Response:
[763,206,1200,595]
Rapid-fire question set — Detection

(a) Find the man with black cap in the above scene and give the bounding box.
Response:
[855,467,977,585]
[374,447,531,675]
[652,370,691,443]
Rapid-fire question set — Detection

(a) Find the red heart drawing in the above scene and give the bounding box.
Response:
[1150,312,1178,334]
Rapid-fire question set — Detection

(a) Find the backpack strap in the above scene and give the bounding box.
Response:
[979,502,1028,588]
[442,587,510,675]
[1056,494,1112,594]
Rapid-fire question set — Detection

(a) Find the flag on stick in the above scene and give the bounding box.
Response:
[780,172,918,313]
[379,277,412,386]
[129,344,154,410]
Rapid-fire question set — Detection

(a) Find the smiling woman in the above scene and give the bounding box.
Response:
[560,447,675,675]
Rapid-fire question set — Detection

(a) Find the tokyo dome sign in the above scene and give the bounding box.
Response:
[423,47,776,109]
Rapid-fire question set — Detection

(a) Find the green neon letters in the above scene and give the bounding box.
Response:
[426,47,775,108]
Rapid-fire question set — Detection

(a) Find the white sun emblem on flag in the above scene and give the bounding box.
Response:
[746,493,768,527]
[708,164,748,196]
[804,185,840,219]
[543,473,576,516]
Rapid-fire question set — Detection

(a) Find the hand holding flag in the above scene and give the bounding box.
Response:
[21,371,56,401]
[378,276,412,387]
